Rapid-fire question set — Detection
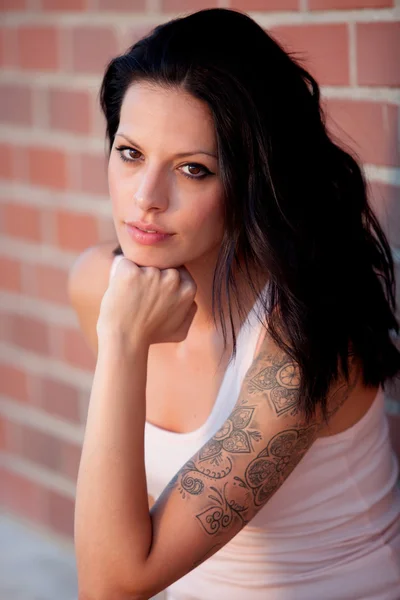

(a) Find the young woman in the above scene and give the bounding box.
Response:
[69,8,400,600]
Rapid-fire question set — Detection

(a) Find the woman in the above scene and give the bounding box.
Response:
[70,8,400,600]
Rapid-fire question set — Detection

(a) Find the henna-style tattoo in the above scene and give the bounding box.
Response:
[245,424,318,506]
[245,352,301,416]
[196,483,250,535]
[169,344,360,539]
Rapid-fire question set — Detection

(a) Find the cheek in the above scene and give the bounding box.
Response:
[185,194,225,239]
[108,154,123,206]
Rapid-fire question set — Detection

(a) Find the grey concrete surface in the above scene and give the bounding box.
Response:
[0,514,78,600]
[0,514,166,600]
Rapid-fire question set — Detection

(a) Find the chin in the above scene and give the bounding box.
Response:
[121,250,182,270]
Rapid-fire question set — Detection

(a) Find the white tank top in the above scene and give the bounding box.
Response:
[109,254,400,599]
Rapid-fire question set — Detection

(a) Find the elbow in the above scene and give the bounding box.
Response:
[78,584,150,600]
[78,572,153,600]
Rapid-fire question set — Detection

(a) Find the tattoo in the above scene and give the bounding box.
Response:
[246,352,301,416]
[245,424,318,506]
[196,483,250,535]
[169,344,360,539]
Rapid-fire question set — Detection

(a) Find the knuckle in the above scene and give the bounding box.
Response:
[164,268,180,283]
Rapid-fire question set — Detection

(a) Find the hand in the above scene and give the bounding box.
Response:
[97,257,197,349]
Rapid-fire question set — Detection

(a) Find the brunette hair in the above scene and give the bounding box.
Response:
[100,8,400,421]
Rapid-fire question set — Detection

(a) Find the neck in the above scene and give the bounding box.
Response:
[183,247,268,341]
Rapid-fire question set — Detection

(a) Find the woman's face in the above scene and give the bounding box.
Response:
[108,81,225,269]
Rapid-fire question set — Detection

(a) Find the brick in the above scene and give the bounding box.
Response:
[3,419,22,453]
[80,152,109,195]
[0,83,32,126]
[271,24,349,86]
[17,27,59,71]
[3,202,43,242]
[8,314,50,355]
[0,0,26,8]
[0,27,16,68]
[48,88,91,134]
[310,0,393,7]
[122,24,155,53]
[47,489,74,538]
[1,468,48,525]
[28,146,68,189]
[0,364,29,402]
[42,0,87,8]
[0,256,22,292]
[61,442,82,481]
[71,26,118,74]
[37,376,81,423]
[0,29,4,66]
[325,100,399,168]
[357,22,400,87]
[231,0,297,9]
[0,417,5,450]
[55,210,99,251]
[61,327,96,371]
[19,426,62,471]
[27,263,70,305]
[98,0,145,9]
[162,0,217,10]
[368,182,400,248]
[0,143,13,179]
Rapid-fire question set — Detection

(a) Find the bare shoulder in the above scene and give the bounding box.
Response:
[68,241,119,354]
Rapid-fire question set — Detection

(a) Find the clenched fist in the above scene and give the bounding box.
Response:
[97,257,197,350]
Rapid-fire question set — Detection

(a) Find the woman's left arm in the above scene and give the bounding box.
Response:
[75,331,360,600]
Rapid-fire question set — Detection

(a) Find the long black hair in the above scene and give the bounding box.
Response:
[100,8,400,421]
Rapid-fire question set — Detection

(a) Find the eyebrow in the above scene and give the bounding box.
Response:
[115,132,218,160]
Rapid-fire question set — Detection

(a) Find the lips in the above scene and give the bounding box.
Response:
[126,221,172,235]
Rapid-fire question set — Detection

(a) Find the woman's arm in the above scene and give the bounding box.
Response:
[74,330,361,600]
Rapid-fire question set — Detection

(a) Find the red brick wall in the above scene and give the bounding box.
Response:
[0,1,399,542]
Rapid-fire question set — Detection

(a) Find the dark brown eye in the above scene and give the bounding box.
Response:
[181,163,210,180]
[115,146,142,162]
[188,165,202,175]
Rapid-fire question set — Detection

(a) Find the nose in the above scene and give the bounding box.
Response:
[134,166,169,212]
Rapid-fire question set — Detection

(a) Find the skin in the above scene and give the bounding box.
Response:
[108,81,266,333]
[73,82,380,599]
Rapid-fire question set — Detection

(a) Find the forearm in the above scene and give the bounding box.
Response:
[74,339,151,597]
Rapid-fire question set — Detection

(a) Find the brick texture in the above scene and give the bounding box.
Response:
[0,83,32,126]
[310,0,393,8]
[17,27,59,71]
[231,0,298,10]
[7,314,51,355]
[42,0,88,9]
[0,256,22,292]
[0,143,14,179]
[70,26,118,74]
[356,22,400,87]
[368,182,400,247]
[2,202,43,242]
[55,210,99,251]
[271,24,350,86]
[0,0,26,9]
[0,364,30,403]
[325,100,399,167]
[28,146,68,189]
[48,88,92,134]
[97,0,145,9]
[0,0,399,543]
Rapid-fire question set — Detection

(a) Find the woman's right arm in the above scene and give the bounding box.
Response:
[67,242,156,509]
